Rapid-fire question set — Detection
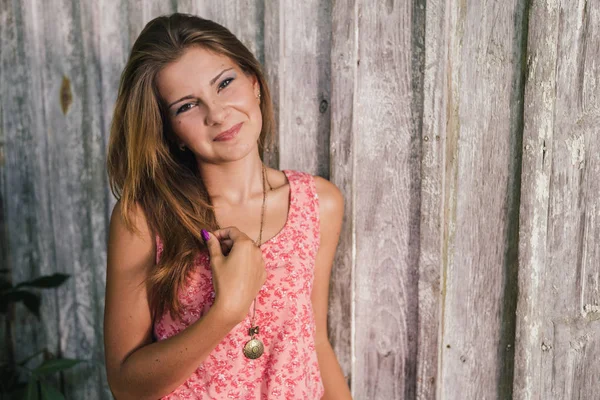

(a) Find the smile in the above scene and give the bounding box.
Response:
[214,122,243,141]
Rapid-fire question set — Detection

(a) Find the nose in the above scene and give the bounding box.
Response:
[205,99,229,126]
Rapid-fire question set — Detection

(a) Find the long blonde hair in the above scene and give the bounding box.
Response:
[107,13,275,319]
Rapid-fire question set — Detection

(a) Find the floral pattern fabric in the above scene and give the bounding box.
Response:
[154,169,325,399]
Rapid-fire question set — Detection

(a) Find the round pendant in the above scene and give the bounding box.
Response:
[243,338,264,359]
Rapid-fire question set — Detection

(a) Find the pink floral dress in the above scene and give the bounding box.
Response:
[153,169,325,399]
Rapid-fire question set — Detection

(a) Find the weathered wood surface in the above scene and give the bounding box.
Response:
[2,0,118,397]
[418,0,445,397]
[350,1,423,399]
[514,0,600,399]
[329,0,356,390]
[435,0,527,398]
[2,0,600,399]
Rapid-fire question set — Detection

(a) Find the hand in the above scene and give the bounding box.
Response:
[203,227,267,324]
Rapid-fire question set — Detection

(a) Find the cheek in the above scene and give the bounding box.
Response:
[235,93,263,123]
[226,85,257,109]
[171,114,205,139]
[253,106,263,128]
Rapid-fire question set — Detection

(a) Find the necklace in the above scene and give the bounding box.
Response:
[216,163,269,359]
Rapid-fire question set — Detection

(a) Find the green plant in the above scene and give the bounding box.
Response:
[0,271,83,399]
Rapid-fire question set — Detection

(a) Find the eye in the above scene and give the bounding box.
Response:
[176,102,196,115]
[218,77,234,91]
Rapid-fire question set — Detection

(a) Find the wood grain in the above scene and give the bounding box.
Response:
[269,0,331,177]
[329,0,356,388]
[418,0,446,396]
[2,0,65,394]
[352,0,420,398]
[515,0,600,399]
[512,0,559,397]
[438,0,523,398]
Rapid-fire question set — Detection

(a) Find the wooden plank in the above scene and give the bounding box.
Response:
[126,0,175,48]
[93,0,129,224]
[352,0,420,398]
[329,0,356,388]
[0,0,17,371]
[512,0,559,396]
[25,0,121,397]
[184,1,265,68]
[1,0,64,391]
[0,0,11,368]
[438,0,522,398]
[515,0,600,399]
[418,0,446,396]
[263,0,281,168]
[265,0,331,176]
[1,0,57,364]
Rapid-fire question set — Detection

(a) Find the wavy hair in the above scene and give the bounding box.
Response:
[107,13,275,320]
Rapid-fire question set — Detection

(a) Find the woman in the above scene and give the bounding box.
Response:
[104,13,351,399]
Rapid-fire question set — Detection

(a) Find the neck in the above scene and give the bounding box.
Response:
[198,153,264,207]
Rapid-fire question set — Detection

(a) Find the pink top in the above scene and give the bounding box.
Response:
[153,169,325,399]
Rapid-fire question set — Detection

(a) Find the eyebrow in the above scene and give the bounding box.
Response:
[167,67,234,110]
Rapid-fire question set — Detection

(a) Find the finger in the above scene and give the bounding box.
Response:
[213,226,246,243]
[202,230,223,260]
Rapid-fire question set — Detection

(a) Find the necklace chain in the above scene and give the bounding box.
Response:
[251,163,268,330]
[214,163,270,358]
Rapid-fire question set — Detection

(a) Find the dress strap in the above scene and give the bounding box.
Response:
[285,170,320,254]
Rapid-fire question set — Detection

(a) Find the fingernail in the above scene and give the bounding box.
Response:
[201,229,210,242]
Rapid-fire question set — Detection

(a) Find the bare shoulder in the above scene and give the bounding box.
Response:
[110,200,151,237]
[312,176,344,246]
[108,199,155,275]
[313,175,344,219]
[265,167,290,191]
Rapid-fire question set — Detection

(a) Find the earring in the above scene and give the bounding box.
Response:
[256,92,261,99]
[179,143,186,151]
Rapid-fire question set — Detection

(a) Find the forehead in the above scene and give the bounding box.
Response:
[156,47,236,99]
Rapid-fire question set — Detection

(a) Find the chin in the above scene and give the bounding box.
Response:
[215,139,258,160]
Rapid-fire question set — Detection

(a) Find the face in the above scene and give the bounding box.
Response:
[156,46,262,162]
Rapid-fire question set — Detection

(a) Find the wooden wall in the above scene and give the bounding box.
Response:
[1,0,599,399]
[514,0,600,398]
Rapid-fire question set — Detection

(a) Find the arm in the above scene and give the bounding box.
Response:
[312,176,353,400]
[103,201,239,400]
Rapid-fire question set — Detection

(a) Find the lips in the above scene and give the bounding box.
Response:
[214,122,243,141]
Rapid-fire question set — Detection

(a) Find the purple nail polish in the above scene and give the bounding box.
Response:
[201,229,210,242]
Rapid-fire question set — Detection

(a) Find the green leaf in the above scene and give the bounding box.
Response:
[18,349,46,366]
[23,293,41,317]
[15,274,70,289]
[25,379,39,400]
[33,359,81,376]
[39,383,65,400]
[1,290,40,317]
